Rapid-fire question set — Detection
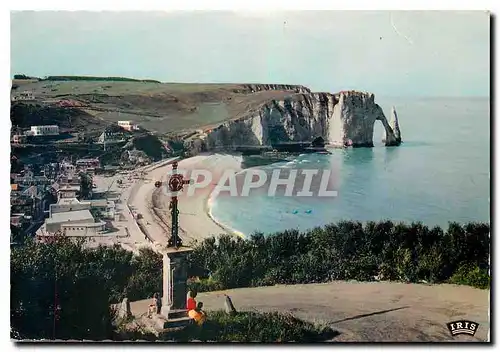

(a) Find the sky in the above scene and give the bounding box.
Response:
[10,11,490,97]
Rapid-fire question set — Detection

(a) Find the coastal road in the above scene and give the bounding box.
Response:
[86,158,181,252]
[91,173,146,252]
[126,158,181,246]
[129,155,233,245]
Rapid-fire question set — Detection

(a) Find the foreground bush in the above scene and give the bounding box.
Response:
[10,237,116,340]
[10,238,161,340]
[449,264,490,289]
[112,311,337,342]
[10,220,490,340]
[161,311,337,342]
[187,221,490,291]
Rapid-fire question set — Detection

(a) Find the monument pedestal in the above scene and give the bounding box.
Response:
[154,246,194,330]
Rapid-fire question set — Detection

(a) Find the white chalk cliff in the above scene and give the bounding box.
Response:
[382,106,402,145]
[190,88,401,153]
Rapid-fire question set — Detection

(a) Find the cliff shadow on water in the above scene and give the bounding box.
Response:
[341,148,375,166]
[332,148,377,202]
[382,145,401,166]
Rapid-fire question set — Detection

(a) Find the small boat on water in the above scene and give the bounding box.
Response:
[303,146,332,155]
[241,150,294,168]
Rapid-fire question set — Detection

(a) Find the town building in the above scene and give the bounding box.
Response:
[57,162,77,183]
[37,196,113,239]
[12,173,51,186]
[49,197,116,220]
[10,162,100,241]
[11,213,28,228]
[29,125,59,136]
[117,120,140,131]
[10,185,45,219]
[76,158,100,172]
[43,209,106,236]
[49,198,89,217]
[41,163,60,180]
[97,126,125,144]
[59,161,76,173]
[87,199,116,219]
[10,213,33,242]
[56,184,81,200]
[10,182,53,237]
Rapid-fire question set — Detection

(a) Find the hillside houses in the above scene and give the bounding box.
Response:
[10,157,116,243]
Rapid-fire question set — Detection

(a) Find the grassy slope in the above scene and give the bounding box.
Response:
[13,80,299,134]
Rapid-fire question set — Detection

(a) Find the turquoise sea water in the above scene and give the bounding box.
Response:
[211,97,490,236]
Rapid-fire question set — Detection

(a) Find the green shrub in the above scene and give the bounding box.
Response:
[41,75,160,83]
[11,238,161,340]
[416,245,445,283]
[160,311,338,342]
[188,277,224,293]
[11,237,116,340]
[186,221,490,291]
[125,248,162,301]
[449,263,490,289]
[11,220,490,340]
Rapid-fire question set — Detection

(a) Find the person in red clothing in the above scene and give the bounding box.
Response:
[186,290,197,310]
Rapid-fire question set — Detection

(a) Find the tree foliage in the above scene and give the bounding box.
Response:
[10,220,490,340]
[13,74,40,80]
[41,76,160,83]
[159,311,337,342]
[11,237,116,340]
[10,237,163,340]
[79,172,93,199]
[187,221,490,290]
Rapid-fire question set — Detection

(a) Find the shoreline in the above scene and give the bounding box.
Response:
[204,163,276,240]
[128,153,246,245]
[206,193,246,239]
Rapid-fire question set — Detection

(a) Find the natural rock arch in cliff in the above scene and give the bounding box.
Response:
[382,106,402,146]
[328,92,402,147]
[376,109,399,147]
[202,89,402,152]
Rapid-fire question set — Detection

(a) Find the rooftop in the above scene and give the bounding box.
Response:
[46,209,94,225]
[57,197,81,205]
[58,184,80,192]
[22,185,43,198]
[89,199,108,207]
[60,221,106,228]
[76,158,99,162]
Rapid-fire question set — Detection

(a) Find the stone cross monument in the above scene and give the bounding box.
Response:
[154,160,194,327]
[165,161,191,248]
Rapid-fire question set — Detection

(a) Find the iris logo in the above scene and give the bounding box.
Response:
[446,320,479,337]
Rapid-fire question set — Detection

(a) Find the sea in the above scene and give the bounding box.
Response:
[210,97,491,236]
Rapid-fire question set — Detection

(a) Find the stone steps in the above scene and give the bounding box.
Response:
[155,316,192,330]
[165,309,189,320]
[134,313,192,337]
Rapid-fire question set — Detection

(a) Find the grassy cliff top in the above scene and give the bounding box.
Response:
[11,78,308,134]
